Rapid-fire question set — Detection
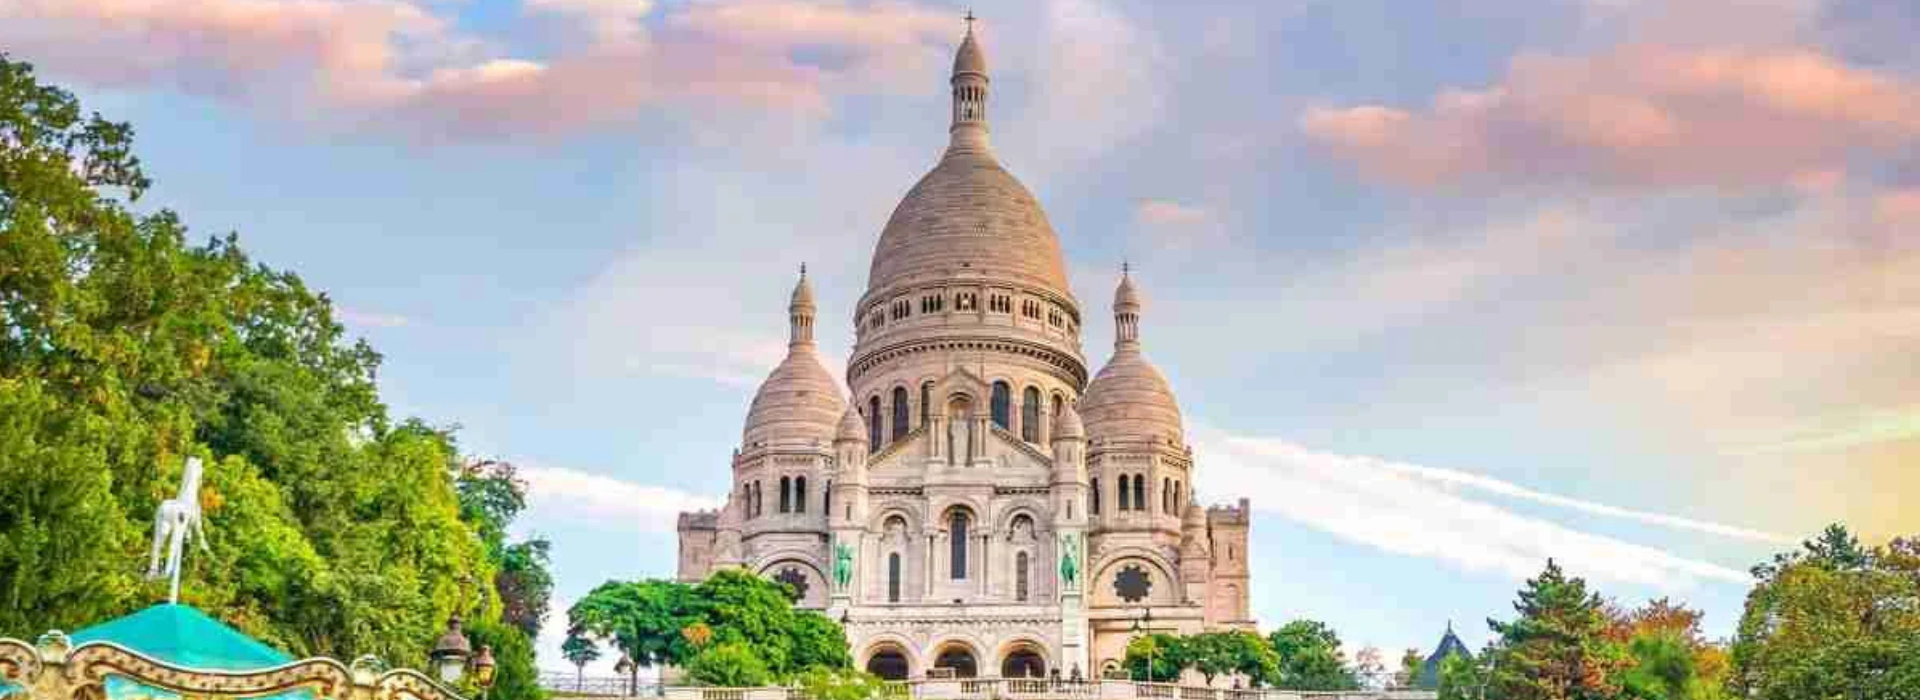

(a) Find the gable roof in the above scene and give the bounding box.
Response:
[1415,624,1473,690]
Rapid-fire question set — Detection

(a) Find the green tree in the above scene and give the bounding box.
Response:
[1266,620,1359,690]
[1732,527,1920,700]
[1436,652,1487,700]
[1,54,534,689]
[561,633,600,690]
[1123,633,1187,683]
[686,643,774,687]
[1484,559,1628,700]
[569,579,697,692]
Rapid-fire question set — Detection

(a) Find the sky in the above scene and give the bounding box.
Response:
[4,0,1917,676]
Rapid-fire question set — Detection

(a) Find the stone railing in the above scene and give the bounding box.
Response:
[648,679,1437,700]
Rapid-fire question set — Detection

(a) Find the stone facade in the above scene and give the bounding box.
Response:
[676,21,1252,683]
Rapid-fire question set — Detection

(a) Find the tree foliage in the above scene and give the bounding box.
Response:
[1732,525,1920,700]
[567,571,851,687]
[0,54,540,698]
[1483,559,1629,700]
[1123,633,1188,683]
[1266,620,1358,690]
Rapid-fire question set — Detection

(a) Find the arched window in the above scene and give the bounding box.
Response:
[1021,387,1040,442]
[753,481,763,517]
[888,552,902,602]
[1117,475,1130,511]
[990,382,1011,430]
[1133,474,1146,512]
[1015,551,1030,601]
[868,396,882,450]
[949,510,970,579]
[1163,478,1172,514]
[1090,477,1101,515]
[778,477,791,513]
[823,479,832,516]
[892,387,909,441]
[795,476,807,513]
[921,382,933,429]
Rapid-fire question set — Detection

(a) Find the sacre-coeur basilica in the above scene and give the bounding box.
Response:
[676,22,1254,682]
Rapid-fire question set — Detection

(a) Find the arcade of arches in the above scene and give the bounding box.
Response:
[861,643,1048,681]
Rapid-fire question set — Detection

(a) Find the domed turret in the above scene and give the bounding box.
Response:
[1053,399,1085,440]
[836,404,867,444]
[1081,266,1184,445]
[742,268,844,447]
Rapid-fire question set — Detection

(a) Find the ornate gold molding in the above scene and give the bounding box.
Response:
[0,637,466,700]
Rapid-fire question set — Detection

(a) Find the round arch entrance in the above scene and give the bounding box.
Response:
[865,644,911,681]
[932,642,979,678]
[1000,645,1046,679]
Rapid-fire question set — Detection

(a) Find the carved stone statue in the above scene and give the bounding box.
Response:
[148,457,210,603]
[947,413,971,465]
[1059,533,1080,589]
[833,541,855,590]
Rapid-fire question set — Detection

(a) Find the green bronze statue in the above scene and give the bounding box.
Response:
[1059,533,1079,588]
[833,541,855,590]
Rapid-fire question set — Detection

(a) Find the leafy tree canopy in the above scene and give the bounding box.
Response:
[0,54,543,699]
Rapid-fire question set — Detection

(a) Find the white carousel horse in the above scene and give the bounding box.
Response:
[147,457,210,601]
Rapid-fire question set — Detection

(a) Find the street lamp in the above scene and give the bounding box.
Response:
[473,645,498,700]
[1129,607,1155,684]
[430,615,473,684]
[615,653,635,698]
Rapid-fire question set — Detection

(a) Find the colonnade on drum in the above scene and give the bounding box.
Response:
[861,640,1052,681]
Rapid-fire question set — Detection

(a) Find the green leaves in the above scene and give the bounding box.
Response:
[1267,620,1358,690]
[0,53,541,700]
[567,572,851,688]
[1732,526,1920,700]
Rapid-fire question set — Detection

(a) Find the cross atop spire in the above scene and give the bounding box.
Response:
[1122,259,1131,276]
[965,8,976,31]
[800,262,807,276]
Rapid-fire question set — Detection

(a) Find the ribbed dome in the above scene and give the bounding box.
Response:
[1081,271,1183,444]
[1081,346,1183,444]
[742,346,843,446]
[744,273,843,446]
[867,152,1070,295]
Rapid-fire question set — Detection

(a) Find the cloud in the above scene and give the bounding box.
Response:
[1007,0,1167,181]
[0,0,957,139]
[1197,428,1756,588]
[1359,453,1796,544]
[1131,199,1226,252]
[519,463,722,532]
[1299,45,1920,190]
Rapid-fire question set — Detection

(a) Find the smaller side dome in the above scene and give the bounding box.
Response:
[1053,400,1085,440]
[1082,268,1184,445]
[836,404,867,443]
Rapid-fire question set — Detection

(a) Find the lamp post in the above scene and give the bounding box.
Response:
[473,645,497,700]
[1129,607,1155,684]
[430,615,473,685]
[615,654,635,698]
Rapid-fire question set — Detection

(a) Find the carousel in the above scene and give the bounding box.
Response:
[0,459,490,700]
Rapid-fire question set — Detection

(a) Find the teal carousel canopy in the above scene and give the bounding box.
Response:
[72,603,294,672]
[0,604,305,700]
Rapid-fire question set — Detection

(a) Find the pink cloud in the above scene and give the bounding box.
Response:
[0,0,956,139]
[1300,45,1920,190]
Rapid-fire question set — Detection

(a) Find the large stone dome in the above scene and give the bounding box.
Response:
[865,152,1070,296]
[863,20,1069,301]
